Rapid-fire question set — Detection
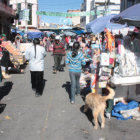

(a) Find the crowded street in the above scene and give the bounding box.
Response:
[0,53,139,140]
[1,0,140,140]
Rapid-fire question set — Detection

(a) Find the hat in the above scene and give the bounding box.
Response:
[55,35,61,40]
[1,34,6,37]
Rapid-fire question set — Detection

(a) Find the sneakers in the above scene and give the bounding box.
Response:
[53,70,57,74]
[70,101,75,104]
[2,71,11,79]
[35,92,42,97]
[105,111,111,119]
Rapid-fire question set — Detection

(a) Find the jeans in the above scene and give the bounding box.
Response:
[54,55,62,70]
[69,71,81,101]
[30,71,44,95]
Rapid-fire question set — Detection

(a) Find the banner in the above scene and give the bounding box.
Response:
[19,9,30,21]
[36,11,100,17]
[23,9,30,21]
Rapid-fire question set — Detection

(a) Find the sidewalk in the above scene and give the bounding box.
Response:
[0,53,140,140]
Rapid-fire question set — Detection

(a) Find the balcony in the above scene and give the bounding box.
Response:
[0,2,16,17]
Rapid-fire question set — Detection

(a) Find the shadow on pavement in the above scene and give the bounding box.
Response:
[0,104,6,114]
[80,105,94,127]
[0,81,13,100]
[62,81,71,100]
[42,79,47,95]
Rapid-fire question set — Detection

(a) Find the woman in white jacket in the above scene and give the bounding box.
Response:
[25,38,46,97]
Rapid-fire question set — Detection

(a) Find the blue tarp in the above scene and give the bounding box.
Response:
[72,30,85,35]
[86,15,127,34]
[112,101,139,120]
[11,29,25,36]
[27,32,44,39]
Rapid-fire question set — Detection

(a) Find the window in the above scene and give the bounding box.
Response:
[28,3,32,25]
[17,3,21,25]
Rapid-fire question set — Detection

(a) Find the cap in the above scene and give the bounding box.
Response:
[1,34,6,37]
[55,35,61,40]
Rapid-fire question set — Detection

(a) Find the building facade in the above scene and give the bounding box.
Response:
[10,0,39,30]
[90,0,120,21]
[67,10,81,27]
[80,0,93,28]
[0,0,16,39]
[121,0,140,11]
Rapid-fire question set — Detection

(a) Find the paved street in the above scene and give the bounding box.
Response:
[0,53,140,140]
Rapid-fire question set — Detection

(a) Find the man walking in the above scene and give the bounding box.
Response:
[53,36,65,74]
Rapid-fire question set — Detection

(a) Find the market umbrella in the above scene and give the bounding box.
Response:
[111,3,140,27]
[63,31,77,36]
[27,32,44,39]
[86,15,126,34]
[44,31,55,37]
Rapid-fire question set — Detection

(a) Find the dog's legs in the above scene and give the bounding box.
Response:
[93,109,99,129]
[100,110,105,129]
[84,104,88,112]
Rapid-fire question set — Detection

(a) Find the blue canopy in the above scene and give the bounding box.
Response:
[72,30,85,35]
[63,31,76,36]
[27,32,44,39]
[86,15,126,34]
[111,3,140,27]
[11,29,25,36]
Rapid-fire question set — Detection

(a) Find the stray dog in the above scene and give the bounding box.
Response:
[84,85,115,129]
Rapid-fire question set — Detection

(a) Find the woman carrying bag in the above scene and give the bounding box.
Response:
[66,42,86,104]
[25,38,46,97]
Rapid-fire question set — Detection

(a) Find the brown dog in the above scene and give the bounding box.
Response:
[84,85,115,129]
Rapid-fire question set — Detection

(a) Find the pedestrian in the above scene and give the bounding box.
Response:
[53,35,65,74]
[15,33,22,49]
[66,42,86,104]
[25,38,46,97]
[1,34,6,41]
[46,37,51,52]
[69,36,75,51]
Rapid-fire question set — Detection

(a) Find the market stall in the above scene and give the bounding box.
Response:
[1,41,26,67]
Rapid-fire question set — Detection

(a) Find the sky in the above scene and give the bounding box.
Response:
[38,0,83,24]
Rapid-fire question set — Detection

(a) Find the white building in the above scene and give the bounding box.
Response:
[67,10,81,27]
[10,0,39,30]
[80,0,93,28]
[90,0,120,21]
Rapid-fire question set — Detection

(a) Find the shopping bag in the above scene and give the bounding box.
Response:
[99,81,107,88]
[101,53,110,66]
[49,45,53,52]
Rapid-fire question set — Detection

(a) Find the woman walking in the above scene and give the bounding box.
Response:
[25,38,46,97]
[66,42,85,104]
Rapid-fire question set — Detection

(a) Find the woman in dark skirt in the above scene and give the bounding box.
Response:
[25,38,46,97]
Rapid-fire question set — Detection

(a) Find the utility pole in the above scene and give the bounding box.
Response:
[104,0,110,16]
[25,0,28,32]
[104,0,107,16]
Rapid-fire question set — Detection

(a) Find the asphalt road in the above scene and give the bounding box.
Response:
[0,52,140,140]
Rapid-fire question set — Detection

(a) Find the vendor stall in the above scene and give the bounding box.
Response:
[1,41,26,66]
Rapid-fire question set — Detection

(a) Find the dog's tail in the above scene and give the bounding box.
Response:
[104,85,115,101]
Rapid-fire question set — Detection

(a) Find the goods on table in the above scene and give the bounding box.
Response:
[2,41,26,65]
[10,55,25,65]
[2,41,22,56]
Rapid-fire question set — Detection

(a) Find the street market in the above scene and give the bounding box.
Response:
[0,0,140,140]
